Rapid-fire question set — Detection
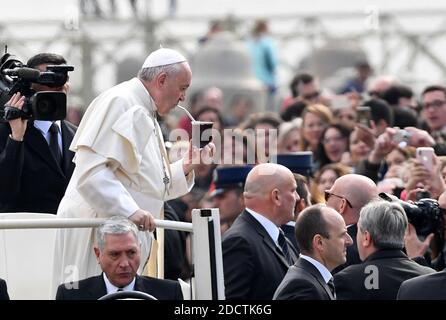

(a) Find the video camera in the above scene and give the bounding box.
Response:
[0,50,74,122]
[380,192,445,247]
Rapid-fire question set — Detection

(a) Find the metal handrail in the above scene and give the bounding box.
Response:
[0,218,193,232]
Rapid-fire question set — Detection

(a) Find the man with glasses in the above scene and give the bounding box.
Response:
[421,85,446,142]
[324,174,378,273]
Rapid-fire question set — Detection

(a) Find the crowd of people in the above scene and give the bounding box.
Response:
[1,19,446,300]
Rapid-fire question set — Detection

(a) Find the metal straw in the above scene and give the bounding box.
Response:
[176,104,196,122]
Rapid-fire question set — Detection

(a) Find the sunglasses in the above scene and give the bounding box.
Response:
[324,190,353,208]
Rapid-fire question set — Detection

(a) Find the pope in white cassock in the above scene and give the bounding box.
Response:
[52,48,212,290]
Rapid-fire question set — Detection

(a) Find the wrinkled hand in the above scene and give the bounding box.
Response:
[182,140,216,175]
[129,209,155,232]
[404,223,434,258]
[5,92,27,141]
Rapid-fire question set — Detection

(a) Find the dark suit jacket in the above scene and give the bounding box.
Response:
[56,274,183,300]
[0,121,76,213]
[334,249,435,300]
[397,269,446,300]
[333,224,361,274]
[281,223,300,254]
[273,258,335,300]
[222,210,298,300]
[0,278,9,300]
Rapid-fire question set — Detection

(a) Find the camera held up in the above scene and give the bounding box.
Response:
[0,50,74,122]
[379,192,445,249]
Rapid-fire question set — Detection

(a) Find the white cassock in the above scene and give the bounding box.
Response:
[52,77,194,290]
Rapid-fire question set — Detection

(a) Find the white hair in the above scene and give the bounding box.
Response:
[137,63,183,81]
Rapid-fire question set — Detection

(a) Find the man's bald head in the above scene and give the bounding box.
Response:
[244,163,293,198]
[331,174,378,210]
[244,163,297,225]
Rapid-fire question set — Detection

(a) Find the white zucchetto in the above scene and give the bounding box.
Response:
[141,48,187,68]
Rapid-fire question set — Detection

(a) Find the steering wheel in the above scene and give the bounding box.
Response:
[98,291,158,300]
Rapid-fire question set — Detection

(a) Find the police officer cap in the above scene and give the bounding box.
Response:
[142,48,187,68]
[211,166,253,197]
[275,152,313,177]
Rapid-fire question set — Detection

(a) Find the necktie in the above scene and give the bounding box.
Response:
[117,288,124,292]
[49,122,62,167]
[327,277,336,299]
[278,230,293,265]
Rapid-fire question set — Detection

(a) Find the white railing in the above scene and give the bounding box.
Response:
[0,210,224,300]
[0,218,193,232]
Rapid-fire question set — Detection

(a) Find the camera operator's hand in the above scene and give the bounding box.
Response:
[129,209,155,232]
[404,223,434,259]
[5,93,27,141]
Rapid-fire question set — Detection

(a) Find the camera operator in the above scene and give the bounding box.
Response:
[0,53,76,214]
[404,190,446,271]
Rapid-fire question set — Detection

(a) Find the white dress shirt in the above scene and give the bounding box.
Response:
[245,207,281,247]
[34,120,62,153]
[103,273,136,294]
[300,254,333,284]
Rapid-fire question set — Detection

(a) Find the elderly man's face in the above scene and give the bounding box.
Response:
[157,62,192,116]
[94,232,140,288]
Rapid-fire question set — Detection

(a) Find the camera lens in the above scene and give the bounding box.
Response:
[36,97,55,116]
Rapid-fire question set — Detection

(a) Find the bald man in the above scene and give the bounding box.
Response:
[324,174,378,272]
[222,163,299,300]
[274,204,353,300]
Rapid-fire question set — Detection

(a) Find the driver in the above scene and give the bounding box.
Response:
[55,216,183,300]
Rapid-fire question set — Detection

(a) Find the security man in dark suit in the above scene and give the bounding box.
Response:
[325,174,379,273]
[0,53,76,214]
[211,165,253,234]
[276,152,313,252]
[397,269,446,300]
[56,216,183,300]
[334,200,435,300]
[222,163,299,300]
[0,278,9,300]
[274,204,353,300]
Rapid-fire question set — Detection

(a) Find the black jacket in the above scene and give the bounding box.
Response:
[273,258,335,300]
[397,269,446,300]
[334,249,435,300]
[56,274,183,300]
[0,121,76,213]
[0,278,9,300]
[222,210,298,300]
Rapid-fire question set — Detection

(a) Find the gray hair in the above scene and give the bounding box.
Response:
[358,200,408,250]
[137,63,182,81]
[96,216,139,252]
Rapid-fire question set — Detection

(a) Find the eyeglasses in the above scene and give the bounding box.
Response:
[324,190,353,208]
[423,100,446,110]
